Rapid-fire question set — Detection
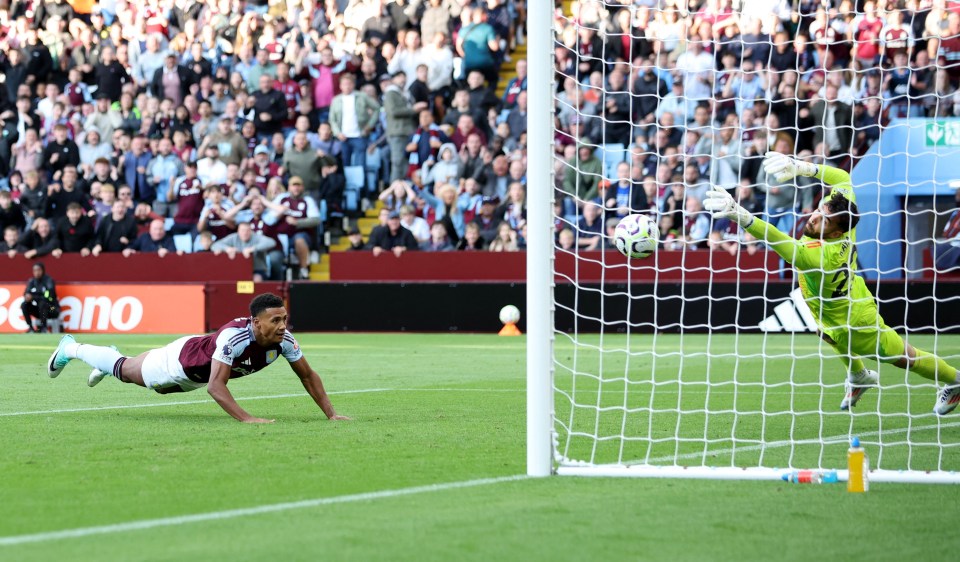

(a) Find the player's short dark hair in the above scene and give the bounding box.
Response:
[250,293,284,317]
[823,193,860,233]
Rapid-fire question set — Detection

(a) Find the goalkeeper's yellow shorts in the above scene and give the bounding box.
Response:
[822,321,906,363]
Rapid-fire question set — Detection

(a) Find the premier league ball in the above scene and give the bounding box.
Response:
[614,214,659,259]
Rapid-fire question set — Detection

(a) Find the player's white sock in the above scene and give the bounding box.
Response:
[68,344,124,375]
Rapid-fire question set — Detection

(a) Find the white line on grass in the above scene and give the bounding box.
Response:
[0,388,527,417]
[2,387,925,417]
[0,388,393,417]
[0,474,529,547]
[632,421,960,466]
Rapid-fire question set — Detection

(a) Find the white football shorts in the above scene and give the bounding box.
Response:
[141,336,206,392]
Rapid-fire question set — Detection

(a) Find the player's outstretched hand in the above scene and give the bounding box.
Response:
[243,417,275,424]
[762,151,818,183]
[704,185,755,228]
[330,414,351,420]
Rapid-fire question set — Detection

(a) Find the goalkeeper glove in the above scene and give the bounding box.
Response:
[703,185,755,228]
[762,151,818,183]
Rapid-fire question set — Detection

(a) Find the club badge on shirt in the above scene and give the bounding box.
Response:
[266,350,278,363]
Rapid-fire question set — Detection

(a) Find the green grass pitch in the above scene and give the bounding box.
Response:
[1,332,959,561]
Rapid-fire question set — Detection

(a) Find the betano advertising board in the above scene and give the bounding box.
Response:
[0,285,204,333]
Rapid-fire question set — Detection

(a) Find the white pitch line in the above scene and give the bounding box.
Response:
[0,388,393,417]
[630,421,960,466]
[0,474,529,547]
[0,388,527,417]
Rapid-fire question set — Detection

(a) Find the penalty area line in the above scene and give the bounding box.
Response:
[0,474,529,547]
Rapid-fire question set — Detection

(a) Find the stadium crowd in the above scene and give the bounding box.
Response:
[0,0,958,279]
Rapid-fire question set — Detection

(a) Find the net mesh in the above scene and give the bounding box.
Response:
[549,0,960,476]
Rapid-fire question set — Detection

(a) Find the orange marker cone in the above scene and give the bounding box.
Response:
[499,322,522,336]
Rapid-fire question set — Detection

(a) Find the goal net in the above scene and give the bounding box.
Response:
[526,0,960,483]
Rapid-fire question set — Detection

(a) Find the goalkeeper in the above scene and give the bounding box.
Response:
[704,152,960,415]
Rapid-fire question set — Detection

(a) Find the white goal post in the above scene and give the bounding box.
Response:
[526,0,960,483]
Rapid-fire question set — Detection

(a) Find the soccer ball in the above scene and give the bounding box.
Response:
[499,305,521,325]
[614,214,659,259]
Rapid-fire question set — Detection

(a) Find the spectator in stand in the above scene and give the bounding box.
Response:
[421,221,454,251]
[196,144,229,187]
[472,196,503,244]
[424,143,461,189]
[810,82,854,168]
[329,73,381,173]
[21,262,60,333]
[252,73,288,142]
[132,201,162,235]
[0,190,27,234]
[120,136,154,203]
[605,162,648,218]
[150,53,193,107]
[378,180,417,211]
[2,225,23,257]
[457,222,486,251]
[42,124,81,180]
[681,196,711,250]
[124,218,179,257]
[20,217,58,259]
[419,182,468,242]
[576,202,604,251]
[52,202,95,257]
[345,225,366,251]
[264,176,321,280]
[369,210,419,257]
[19,171,48,226]
[46,167,90,225]
[148,137,184,218]
[562,144,602,204]
[384,70,424,181]
[283,132,323,193]
[13,128,44,178]
[398,205,430,245]
[249,145,282,191]
[168,161,205,236]
[407,109,450,177]
[201,117,247,168]
[91,200,137,256]
[211,222,278,282]
[424,32,455,105]
[93,46,130,102]
[488,221,519,252]
[78,129,112,172]
[198,185,236,240]
[91,183,116,227]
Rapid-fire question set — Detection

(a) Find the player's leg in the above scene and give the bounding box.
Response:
[293,232,311,279]
[48,334,150,386]
[888,337,960,415]
[821,330,878,411]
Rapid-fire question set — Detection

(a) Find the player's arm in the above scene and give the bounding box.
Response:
[289,357,350,420]
[704,186,820,271]
[207,359,274,423]
[763,152,855,202]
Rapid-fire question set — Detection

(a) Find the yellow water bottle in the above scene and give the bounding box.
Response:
[847,437,869,493]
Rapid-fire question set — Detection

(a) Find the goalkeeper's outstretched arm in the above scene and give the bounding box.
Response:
[703,185,822,271]
[764,151,855,202]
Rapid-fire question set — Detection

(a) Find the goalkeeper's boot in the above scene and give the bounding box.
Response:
[87,346,119,387]
[47,334,76,378]
[840,369,879,411]
[934,385,960,416]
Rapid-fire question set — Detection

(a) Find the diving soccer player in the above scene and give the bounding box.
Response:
[704,152,960,415]
[46,293,350,423]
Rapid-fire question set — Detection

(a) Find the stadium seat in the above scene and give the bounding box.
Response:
[343,166,364,213]
[173,234,193,254]
[598,143,627,178]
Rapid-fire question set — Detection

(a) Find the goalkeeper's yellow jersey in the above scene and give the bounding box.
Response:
[745,166,878,331]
